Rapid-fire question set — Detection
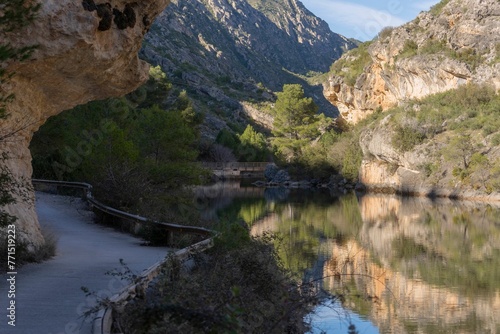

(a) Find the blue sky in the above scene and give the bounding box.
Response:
[300,0,441,41]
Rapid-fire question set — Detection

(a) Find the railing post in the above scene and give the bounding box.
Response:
[167,230,174,246]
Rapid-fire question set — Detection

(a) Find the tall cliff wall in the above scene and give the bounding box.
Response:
[0,0,170,250]
[321,0,500,196]
[323,0,500,124]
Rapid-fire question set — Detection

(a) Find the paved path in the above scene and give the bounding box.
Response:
[0,192,170,334]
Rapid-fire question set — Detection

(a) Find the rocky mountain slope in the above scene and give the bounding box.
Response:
[140,0,356,136]
[323,0,499,124]
[322,0,500,199]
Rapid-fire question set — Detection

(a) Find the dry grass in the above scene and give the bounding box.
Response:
[0,227,58,272]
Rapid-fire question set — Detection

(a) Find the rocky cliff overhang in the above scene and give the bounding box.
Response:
[0,0,170,249]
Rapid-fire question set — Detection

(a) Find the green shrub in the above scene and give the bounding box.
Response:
[398,40,419,59]
[330,42,373,86]
[429,0,451,16]
[419,162,438,177]
[392,125,426,152]
[452,167,470,180]
[420,39,447,54]
[115,236,312,333]
[491,133,500,146]
[452,48,483,70]
[342,140,363,181]
[378,26,394,40]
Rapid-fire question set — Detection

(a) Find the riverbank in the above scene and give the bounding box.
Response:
[361,184,500,204]
[253,168,500,204]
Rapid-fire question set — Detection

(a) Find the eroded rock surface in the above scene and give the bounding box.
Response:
[0,0,170,249]
[322,0,500,198]
[323,0,500,124]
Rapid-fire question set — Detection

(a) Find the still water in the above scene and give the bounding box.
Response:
[195,182,500,334]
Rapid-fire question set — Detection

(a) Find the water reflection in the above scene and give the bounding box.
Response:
[196,183,500,333]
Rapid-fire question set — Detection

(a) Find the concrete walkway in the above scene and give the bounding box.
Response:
[0,192,170,334]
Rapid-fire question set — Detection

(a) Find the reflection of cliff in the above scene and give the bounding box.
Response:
[324,239,500,334]
[250,213,279,236]
[320,195,500,333]
[358,195,500,271]
[234,189,500,333]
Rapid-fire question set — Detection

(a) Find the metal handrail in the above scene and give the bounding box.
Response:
[31,179,216,334]
[32,179,212,236]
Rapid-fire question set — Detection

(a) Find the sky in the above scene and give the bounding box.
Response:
[300,0,442,41]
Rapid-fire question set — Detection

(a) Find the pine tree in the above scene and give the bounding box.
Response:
[238,124,267,161]
[271,84,321,161]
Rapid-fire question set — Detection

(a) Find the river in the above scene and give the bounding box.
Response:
[194,182,500,334]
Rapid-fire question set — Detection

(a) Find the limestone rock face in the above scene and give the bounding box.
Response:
[321,0,500,198]
[241,103,274,130]
[323,0,500,124]
[357,114,500,201]
[0,0,170,249]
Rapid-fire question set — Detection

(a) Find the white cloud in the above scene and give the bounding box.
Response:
[304,0,406,40]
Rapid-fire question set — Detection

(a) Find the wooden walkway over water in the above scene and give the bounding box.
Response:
[202,162,268,178]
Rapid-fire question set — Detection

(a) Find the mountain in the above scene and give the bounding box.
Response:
[322,0,500,199]
[140,0,356,137]
[323,0,499,124]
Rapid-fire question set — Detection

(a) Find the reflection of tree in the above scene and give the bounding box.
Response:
[216,197,270,226]
[414,210,500,297]
[238,199,268,225]
[271,193,364,278]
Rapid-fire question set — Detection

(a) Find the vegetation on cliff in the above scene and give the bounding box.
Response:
[141,0,356,140]
[327,83,500,195]
[329,41,373,86]
[323,0,499,125]
[319,0,500,196]
[386,83,500,193]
